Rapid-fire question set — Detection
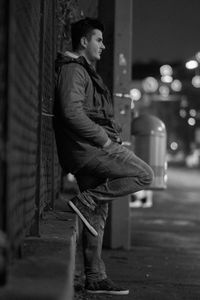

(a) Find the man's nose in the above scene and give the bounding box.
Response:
[101,43,105,50]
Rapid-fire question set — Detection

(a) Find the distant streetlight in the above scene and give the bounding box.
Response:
[142,76,158,93]
[195,51,200,62]
[188,117,196,126]
[130,88,141,101]
[159,85,170,97]
[161,75,173,83]
[170,142,178,151]
[171,79,182,92]
[179,109,187,118]
[160,64,173,76]
[189,109,197,117]
[185,60,198,69]
[192,75,200,88]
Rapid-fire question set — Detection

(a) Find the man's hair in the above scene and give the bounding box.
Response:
[71,17,104,51]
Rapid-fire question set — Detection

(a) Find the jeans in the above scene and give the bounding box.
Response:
[75,142,154,282]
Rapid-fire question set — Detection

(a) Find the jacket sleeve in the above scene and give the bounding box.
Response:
[57,63,109,147]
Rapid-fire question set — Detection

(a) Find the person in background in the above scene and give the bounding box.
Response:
[54,17,153,295]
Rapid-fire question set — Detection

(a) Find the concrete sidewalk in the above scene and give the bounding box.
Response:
[0,210,78,300]
[75,166,200,300]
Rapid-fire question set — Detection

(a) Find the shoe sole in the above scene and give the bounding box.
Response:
[86,289,129,295]
[68,201,98,237]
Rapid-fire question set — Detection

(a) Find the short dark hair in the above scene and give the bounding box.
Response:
[71,17,104,51]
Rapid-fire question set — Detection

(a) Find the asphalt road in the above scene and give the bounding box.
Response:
[75,166,200,300]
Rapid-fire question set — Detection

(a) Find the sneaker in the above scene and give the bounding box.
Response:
[68,198,98,237]
[85,278,129,295]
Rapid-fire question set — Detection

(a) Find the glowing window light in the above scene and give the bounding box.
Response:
[161,75,173,83]
[185,60,198,69]
[188,117,196,126]
[170,142,178,151]
[159,85,170,97]
[130,88,141,101]
[171,79,182,92]
[192,75,200,88]
[189,109,197,117]
[142,77,158,93]
[160,65,173,76]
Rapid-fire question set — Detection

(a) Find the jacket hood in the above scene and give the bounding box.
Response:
[55,51,79,71]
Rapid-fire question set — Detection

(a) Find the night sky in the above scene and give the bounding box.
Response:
[132,0,200,63]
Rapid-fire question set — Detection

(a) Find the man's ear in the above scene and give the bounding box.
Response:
[80,36,88,48]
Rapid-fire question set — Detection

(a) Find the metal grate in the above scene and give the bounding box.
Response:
[0,0,9,285]
[6,0,41,252]
[40,0,57,212]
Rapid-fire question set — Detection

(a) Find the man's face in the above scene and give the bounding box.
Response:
[84,29,105,63]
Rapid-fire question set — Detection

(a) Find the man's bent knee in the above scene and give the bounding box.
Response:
[141,165,154,187]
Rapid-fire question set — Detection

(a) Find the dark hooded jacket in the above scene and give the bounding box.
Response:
[53,52,122,174]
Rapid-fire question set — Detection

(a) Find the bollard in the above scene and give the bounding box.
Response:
[132,114,167,190]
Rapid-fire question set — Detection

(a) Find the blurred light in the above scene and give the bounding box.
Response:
[131,100,135,110]
[159,85,170,97]
[195,51,200,62]
[171,79,182,92]
[180,97,188,107]
[179,109,187,118]
[130,88,141,101]
[196,111,200,119]
[185,60,198,69]
[189,109,197,117]
[188,117,196,126]
[164,174,168,184]
[192,75,200,88]
[170,142,178,151]
[161,75,173,83]
[142,77,158,93]
[160,65,173,76]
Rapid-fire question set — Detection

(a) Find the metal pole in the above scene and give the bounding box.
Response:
[51,0,56,209]
[99,0,133,249]
[30,0,45,236]
[111,0,133,250]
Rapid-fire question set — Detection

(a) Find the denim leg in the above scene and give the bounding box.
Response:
[76,142,154,206]
[75,174,108,282]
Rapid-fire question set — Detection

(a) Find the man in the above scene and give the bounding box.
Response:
[54,17,153,295]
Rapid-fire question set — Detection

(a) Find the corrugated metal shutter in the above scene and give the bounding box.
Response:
[6,0,41,252]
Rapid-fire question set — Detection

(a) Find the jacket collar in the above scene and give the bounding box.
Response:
[56,52,110,96]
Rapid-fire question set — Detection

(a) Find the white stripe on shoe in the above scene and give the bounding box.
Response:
[86,289,129,295]
[68,200,98,236]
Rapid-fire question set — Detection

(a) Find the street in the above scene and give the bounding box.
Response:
[76,166,200,299]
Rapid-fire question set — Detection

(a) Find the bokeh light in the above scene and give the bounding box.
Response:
[171,79,182,92]
[160,65,173,76]
[130,88,141,101]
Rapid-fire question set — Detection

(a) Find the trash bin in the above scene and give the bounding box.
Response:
[131,114,167,189]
